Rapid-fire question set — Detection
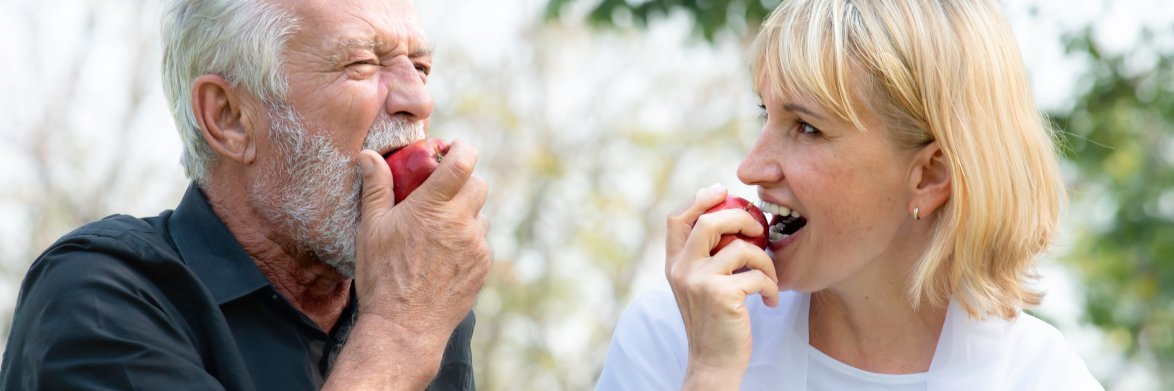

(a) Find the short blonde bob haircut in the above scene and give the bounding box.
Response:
[750,0,1064,319]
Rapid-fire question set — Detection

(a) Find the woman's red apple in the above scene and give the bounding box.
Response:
[703,195,769,255]
[383,138,451,203]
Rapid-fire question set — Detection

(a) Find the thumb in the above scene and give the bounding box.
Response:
[666,183,728,259]
[358,150,395,219]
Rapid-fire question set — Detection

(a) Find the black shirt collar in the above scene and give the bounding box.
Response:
[168,183,270,305]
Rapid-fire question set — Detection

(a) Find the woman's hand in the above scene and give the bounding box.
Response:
[666,184,779,391]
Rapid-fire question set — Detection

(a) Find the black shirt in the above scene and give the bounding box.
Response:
[0,184,476,390]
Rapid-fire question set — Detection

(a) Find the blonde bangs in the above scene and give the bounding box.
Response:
[751,0,871,131]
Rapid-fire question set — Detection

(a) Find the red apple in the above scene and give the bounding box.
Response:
[703,195,769,256]
[383,138,451,203]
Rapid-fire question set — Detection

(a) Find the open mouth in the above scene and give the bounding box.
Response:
[759,201,808,242]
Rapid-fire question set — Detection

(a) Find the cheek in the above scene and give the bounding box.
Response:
[800,163,903,249]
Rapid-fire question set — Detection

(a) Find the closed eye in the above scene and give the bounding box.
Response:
[757,103,768,123]
[344,60,379,79]
[349,58,378,67]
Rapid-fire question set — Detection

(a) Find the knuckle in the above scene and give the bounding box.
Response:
[694,214,716,231]
[449,149,477,176]
[667,263,687,283]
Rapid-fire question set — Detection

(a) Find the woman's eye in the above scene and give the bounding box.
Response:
[798,121,821,135]
[757,104,768,122]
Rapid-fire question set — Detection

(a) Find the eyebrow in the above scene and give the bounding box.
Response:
[782,103,825,120]
[331,38,434,63]
[409,42,434,59]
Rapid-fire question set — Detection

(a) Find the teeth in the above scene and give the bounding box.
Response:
[759,200,800,218]
[768,222,789,242]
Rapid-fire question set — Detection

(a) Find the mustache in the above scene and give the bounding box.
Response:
[363,115,426,153]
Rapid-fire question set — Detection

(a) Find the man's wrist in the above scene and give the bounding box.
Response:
[323,312,447,390]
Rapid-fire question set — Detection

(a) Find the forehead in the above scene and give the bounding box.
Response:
[277,0,429,54]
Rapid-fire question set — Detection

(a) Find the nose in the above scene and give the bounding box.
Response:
[737,132,783,186]
[384,59,434,122]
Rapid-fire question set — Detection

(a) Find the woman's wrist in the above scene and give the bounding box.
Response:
[682,361,743,391]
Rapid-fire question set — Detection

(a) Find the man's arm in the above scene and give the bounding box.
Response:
[323,144,490,390]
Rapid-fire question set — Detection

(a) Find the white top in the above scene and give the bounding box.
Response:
[596,284,1104,391]
[807,346,925,390]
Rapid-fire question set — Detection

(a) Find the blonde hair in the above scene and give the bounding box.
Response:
[161,0,299,185]
[750,0,1064,319]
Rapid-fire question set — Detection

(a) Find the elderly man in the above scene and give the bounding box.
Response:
[0,0,490,389]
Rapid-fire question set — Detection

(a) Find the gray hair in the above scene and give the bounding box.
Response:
[161,0,299,185]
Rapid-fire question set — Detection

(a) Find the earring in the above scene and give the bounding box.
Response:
[913,207,920,221]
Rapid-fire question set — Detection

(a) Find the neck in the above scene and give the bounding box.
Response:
[807,268,946,374]
[202,181,352,332]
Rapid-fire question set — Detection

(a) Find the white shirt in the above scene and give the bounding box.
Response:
[596,284,1103,391]
[807,345,925,390]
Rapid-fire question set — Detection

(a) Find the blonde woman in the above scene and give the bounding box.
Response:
[597,0,1102,389]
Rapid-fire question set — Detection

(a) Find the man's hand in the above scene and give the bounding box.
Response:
[324,140,491,390]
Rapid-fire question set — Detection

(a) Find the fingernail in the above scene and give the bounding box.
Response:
[357,153,372,173]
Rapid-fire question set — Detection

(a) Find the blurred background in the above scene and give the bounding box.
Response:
[1,0,1170,389]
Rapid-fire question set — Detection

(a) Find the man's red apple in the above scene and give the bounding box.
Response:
[383,138,451,203]
[703,195,769,256]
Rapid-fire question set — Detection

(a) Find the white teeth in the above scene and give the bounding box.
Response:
[769,229,790,242]
[768,222,788,242]
[759,200,798,218]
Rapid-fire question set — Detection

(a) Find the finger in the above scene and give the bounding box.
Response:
[477,212,490,237]
[666,184,728,259]
[449,175,489,218]
[415,139,478,203]
[357,149,395,219]
[727,269,781,308]
[681,208,767,260]
[707,240,776,280]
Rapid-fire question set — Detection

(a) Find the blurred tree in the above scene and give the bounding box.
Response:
[545,0,781,40]
[424,6,762,387]
[0,0,184,337]
[1052,27,1174,385]
[543,0,1174,386]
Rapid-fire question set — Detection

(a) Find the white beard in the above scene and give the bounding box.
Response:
[249,102,425,277]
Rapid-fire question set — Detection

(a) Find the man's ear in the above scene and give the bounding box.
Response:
[192,75,257,165]
[908,141,951,217]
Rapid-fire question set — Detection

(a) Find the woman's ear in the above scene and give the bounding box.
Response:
[908,141,951,217]
[192,75,257,165]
